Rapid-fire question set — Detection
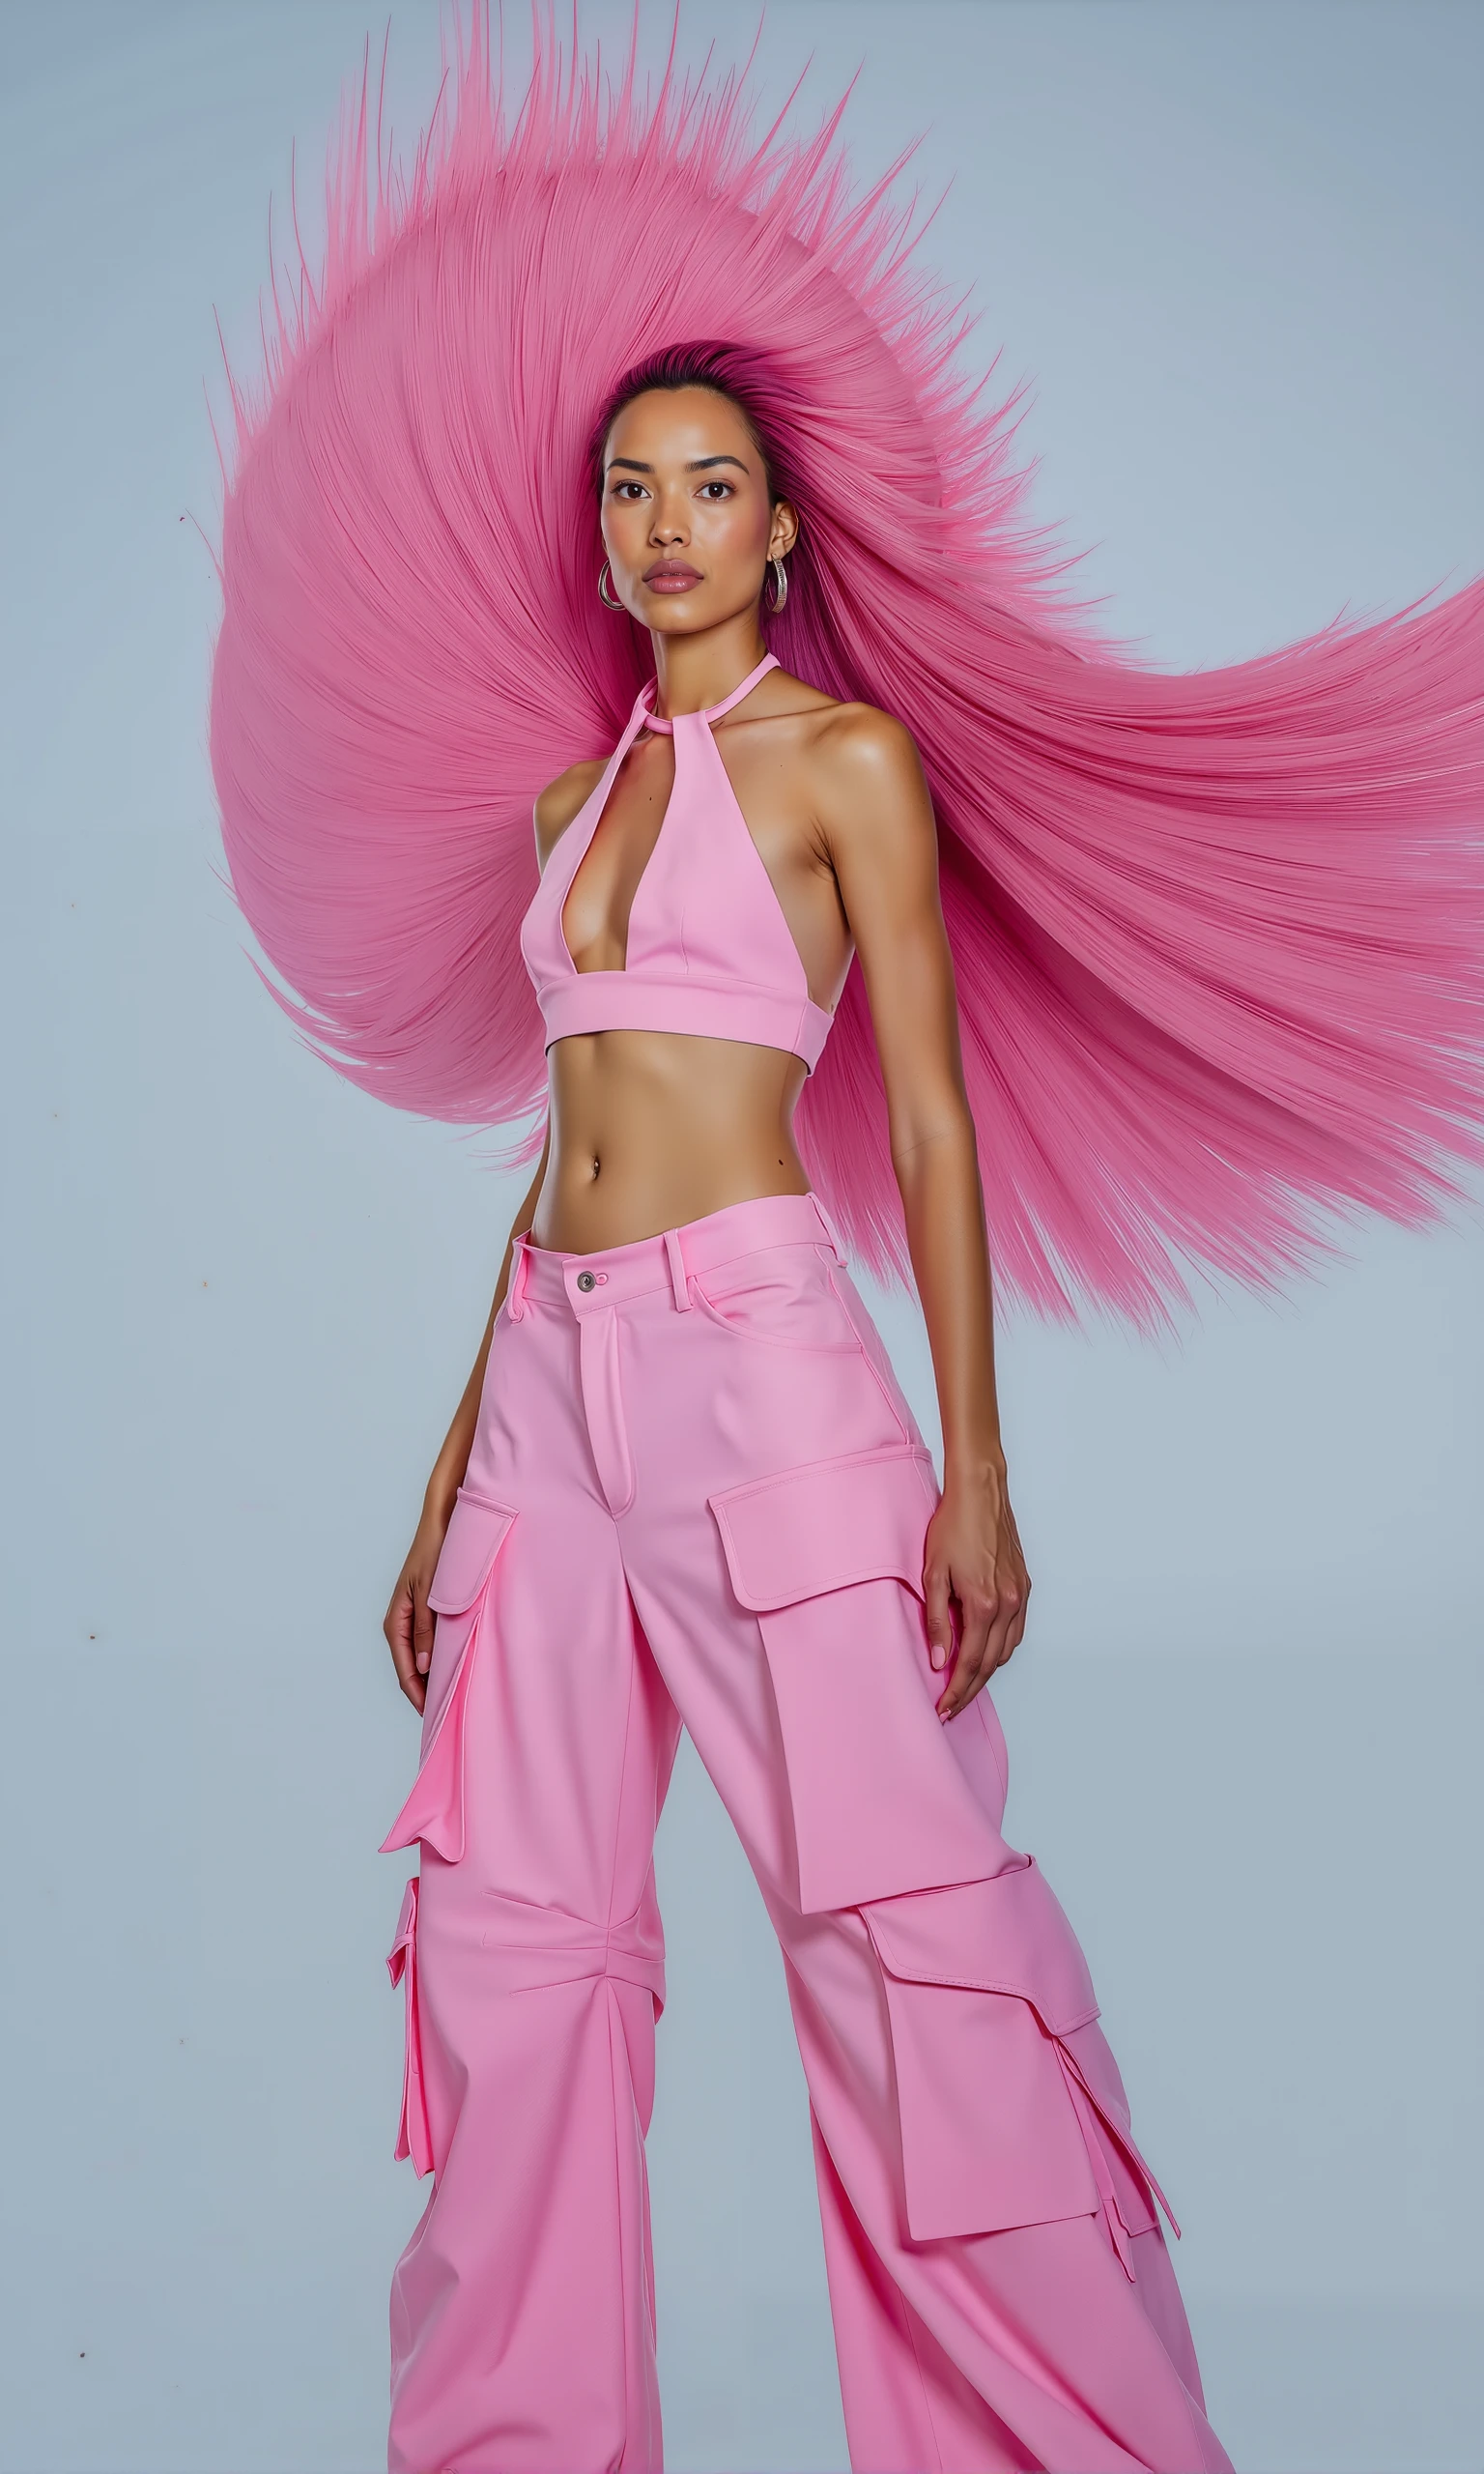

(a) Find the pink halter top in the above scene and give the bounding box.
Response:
[519,652,836,1074]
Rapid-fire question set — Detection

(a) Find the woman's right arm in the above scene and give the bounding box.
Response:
[382,1115,551,1712]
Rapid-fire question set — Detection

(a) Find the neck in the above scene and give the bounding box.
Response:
[649,613,770,719]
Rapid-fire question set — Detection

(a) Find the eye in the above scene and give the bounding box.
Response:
[698,480,734,501]
[609,480,648,502]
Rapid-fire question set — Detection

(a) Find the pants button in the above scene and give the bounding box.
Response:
[576,1270,596,1291]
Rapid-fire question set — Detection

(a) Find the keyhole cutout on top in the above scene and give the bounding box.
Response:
[547,651,851,1019]
[558,728,677,977]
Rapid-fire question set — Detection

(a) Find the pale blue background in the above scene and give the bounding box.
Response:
[4,4,1481,2468]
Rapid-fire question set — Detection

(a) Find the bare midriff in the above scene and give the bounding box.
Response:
[529,1029,811,1253]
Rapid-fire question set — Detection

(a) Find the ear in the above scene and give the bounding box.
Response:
[768,499,800,561]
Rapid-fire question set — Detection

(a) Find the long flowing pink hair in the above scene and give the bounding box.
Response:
[208,3,1484,1326]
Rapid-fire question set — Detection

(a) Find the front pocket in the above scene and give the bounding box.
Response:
[380,1489,519,1863]
[708,1446,1017,1911]
[689,1246,866,1353]
[385,1876,435,2179]
[824,1261,921,1446]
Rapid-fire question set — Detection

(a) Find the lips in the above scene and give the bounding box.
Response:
[643,561,702,591]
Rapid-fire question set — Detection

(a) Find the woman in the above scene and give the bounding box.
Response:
[373,356,1226,2472]
[208,14,1483,2469]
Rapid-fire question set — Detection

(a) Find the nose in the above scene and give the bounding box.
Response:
[649,486,690,546]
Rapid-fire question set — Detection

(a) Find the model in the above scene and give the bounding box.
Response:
[207,13,1484,2470]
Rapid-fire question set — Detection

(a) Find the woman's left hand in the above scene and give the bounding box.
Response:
[922,1466,1031,1719]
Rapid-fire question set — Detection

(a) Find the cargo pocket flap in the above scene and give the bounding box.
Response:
[708,1444,937,1610]
[865,1856,1100,2036]
[426,1487,518,1615]
[385,1876,434,2179]
[385,1875,418,1988]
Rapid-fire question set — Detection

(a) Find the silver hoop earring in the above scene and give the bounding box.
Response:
[766,555,789,615]
[598,560,624,612]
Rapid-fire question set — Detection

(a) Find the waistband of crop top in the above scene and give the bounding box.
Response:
[503,1189,848,1319]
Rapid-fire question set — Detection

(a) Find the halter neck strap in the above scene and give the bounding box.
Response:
[640,650,779,735]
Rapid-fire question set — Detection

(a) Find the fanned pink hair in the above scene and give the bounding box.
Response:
[208,2,1484,1326]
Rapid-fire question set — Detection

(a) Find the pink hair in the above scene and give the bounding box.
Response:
[208,4,1484,1327]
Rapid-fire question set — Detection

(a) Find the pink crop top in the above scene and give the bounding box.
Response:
[519,651,837,1073]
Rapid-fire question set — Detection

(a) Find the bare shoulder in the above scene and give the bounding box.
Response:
[785,690,930,843]
[533,758,607,865]
[812,698,924,781]
[765,670,924,776]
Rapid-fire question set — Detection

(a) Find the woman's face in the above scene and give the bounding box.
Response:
[599,385,796,635]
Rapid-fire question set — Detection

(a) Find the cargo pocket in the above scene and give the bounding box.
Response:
[863,1857,1178,2260]
[380,1487,519,1863]
[708,1444,1018,1912]
[385,1876,434,2178]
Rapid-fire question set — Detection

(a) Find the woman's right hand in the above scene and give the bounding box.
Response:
[383,1502,453,1715]
[383,1133,545,1714]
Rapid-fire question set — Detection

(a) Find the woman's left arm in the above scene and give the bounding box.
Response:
[817,707,1030,1718]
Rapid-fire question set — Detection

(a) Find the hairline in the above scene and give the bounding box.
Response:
[598,379,779,503]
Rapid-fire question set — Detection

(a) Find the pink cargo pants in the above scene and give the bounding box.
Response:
[380,1190,1231,2474]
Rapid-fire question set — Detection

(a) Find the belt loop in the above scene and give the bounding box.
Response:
[663,1226,692,1310]
[506,1233,530,1320]
[810,1191,848,1265]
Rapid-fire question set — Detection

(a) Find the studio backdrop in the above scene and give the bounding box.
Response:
[3,5,1480,2470]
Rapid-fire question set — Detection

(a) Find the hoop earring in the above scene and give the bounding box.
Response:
[765,555,789,615]
[598,560,624,612]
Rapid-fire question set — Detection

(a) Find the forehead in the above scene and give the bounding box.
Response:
[603,386,759,469]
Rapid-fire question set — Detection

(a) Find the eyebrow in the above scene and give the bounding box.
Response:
[606,454,751,475]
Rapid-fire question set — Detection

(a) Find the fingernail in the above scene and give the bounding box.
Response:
[930,1647,945,1671]
[416,1653,430,1673]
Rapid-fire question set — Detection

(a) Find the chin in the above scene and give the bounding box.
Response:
[644,600,718,633]
[650,595,756,635]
